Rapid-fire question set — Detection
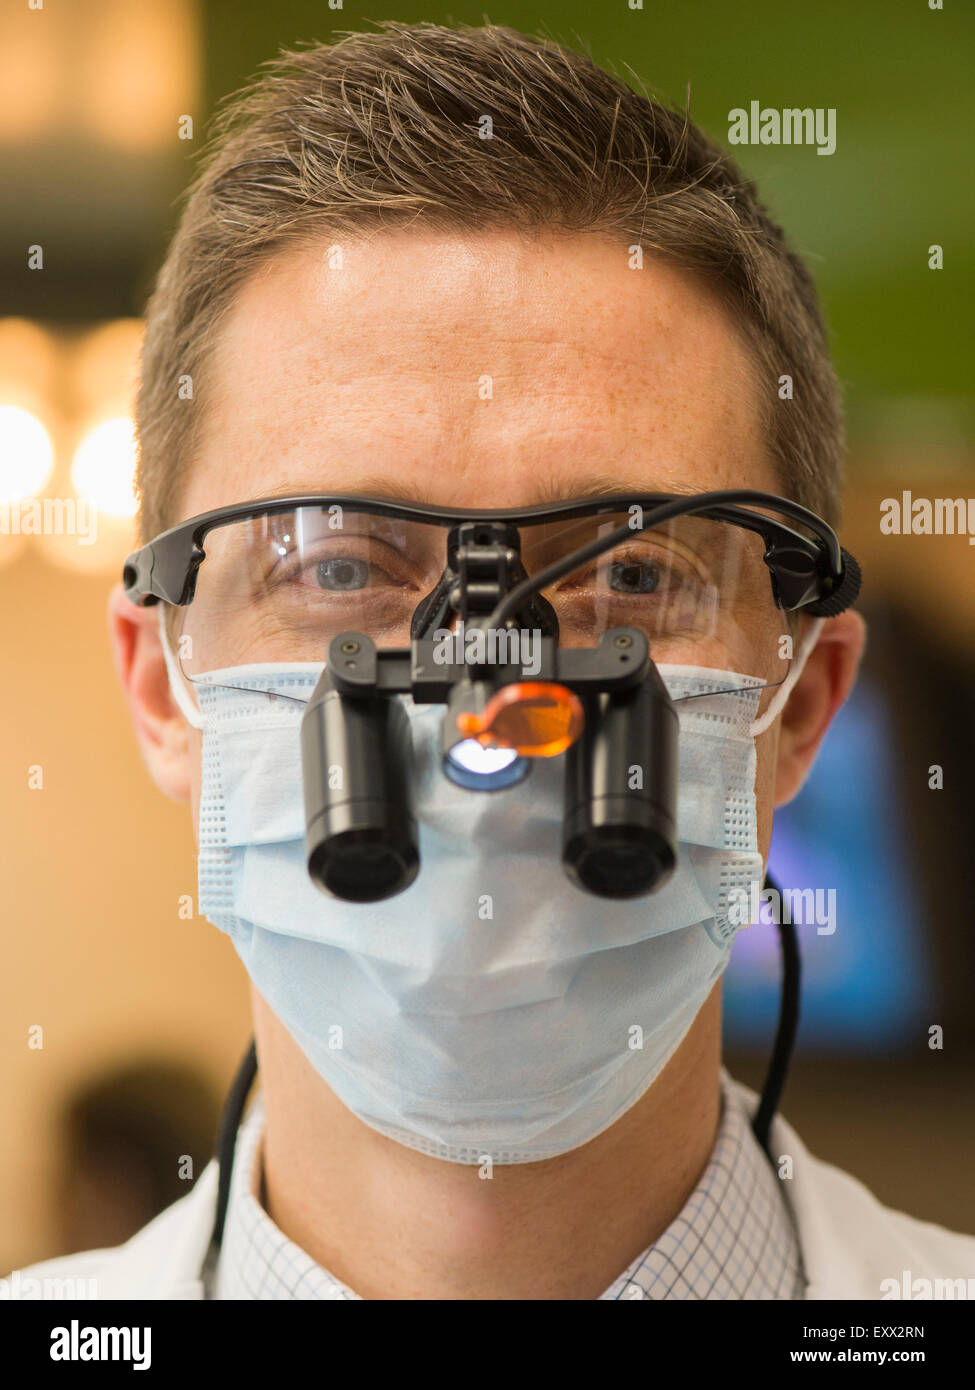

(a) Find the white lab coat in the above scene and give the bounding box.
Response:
[9,1078,975,1300]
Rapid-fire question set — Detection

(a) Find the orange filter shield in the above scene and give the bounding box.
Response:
[456,682,585,757]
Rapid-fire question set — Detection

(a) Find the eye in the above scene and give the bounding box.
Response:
[315,556,370,592]
[270,541,410,596]
[607,557,661,595]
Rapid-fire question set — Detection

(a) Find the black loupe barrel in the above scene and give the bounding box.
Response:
[562,665,678,899]
[301,672,419,903]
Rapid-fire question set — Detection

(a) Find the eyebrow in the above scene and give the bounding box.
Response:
[262,471,698,508]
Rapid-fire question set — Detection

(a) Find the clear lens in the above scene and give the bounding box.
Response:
[524,511,793,692]
[178,508,439,681]
[176,503,796,702]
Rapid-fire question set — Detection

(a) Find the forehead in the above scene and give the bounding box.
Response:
[180,228,777,521]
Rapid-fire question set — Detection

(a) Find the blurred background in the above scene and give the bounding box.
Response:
[2,0,973,1272]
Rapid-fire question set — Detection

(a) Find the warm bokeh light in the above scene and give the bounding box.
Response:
[0,531,28,571]
[0,404,55,503]
[0,319,61,414]
[71,416,139,518]
[73,319,144,419]
[82,0,199,151]
[0,0,200,149]
[0,320,147,574]
[0,6,61,143]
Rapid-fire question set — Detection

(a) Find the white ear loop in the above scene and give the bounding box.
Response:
[748,617,825,738]
[157,605,205,731]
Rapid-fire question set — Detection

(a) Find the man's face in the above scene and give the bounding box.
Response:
[172,227,789,858]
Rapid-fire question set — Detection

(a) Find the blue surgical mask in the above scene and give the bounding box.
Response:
[161,621,801,1164]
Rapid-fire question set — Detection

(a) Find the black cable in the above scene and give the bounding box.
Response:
[488,517,634,629]
[750,871,802,1159]
[200,1038,258,1296]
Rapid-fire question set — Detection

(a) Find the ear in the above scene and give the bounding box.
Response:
[774,610,867,807]
[107,583,195,802]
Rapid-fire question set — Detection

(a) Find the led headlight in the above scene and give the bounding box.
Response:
[440,682,531,790]
[443,737,529,790]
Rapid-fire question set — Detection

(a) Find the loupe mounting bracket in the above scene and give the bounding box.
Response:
[324,624,650,704]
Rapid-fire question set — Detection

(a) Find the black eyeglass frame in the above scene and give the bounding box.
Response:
[122,488,860,619]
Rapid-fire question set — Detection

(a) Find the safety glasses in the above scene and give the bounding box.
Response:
[123,488,861,701]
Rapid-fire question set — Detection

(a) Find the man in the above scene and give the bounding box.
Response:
[16,21,975,1300]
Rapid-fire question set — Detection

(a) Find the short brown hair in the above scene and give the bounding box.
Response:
[136,20,844,542]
